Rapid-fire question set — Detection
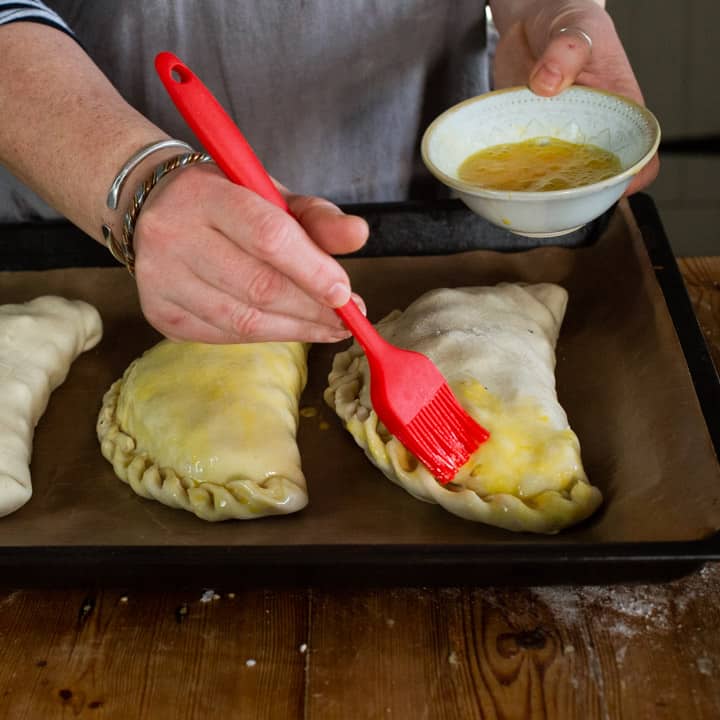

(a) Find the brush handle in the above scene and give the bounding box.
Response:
[155,51,376,341]
[155,52,287,210]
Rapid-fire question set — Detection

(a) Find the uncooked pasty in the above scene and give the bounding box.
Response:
[0,296,103,517]
[324,284,602,534]
[97,340,309,521]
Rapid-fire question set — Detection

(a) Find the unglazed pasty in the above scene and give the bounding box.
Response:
[324,284,602,534]
[0,296,103,517]
[97,340,309,521]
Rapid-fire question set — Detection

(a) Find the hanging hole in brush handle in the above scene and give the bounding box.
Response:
[169,65,192,84]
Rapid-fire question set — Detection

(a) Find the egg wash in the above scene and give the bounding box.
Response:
[458,137,622,192]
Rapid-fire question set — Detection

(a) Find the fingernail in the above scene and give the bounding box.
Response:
[326,282,352,308]
[532,64,562,92]
[351,293,367,316]
[331,329,352,343]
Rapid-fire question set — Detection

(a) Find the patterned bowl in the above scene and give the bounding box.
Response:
[421,86,661,237]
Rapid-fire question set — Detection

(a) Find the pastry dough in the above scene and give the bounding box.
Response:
[324,284,602,534]
[97,340,309,521]
[0,296,103,517]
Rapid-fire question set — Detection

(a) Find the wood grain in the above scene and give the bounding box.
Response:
[304,569,720,720]
[1,257,719,719]
[4,571,719,719]
[0,588,308,719]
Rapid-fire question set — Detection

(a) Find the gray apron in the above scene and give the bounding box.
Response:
[1,0,493,222]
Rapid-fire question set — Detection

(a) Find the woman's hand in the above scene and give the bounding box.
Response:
[1,22,369,346]
[490,0,659,194]
[133,163,368,344]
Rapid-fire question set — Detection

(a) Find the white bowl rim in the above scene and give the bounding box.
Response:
[421,85,661,201]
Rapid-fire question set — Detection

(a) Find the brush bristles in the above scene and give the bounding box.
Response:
[396,384,490,485]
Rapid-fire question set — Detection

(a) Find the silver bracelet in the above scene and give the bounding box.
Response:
[104,151,214,276]
[104,139,193,210]
[102,139,196,272]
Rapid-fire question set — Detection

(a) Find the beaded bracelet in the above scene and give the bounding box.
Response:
[103,151,213,275]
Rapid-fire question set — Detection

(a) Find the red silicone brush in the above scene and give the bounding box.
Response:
[155,52,490,483]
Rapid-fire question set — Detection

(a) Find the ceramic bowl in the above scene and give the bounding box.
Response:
[421,85,661,237]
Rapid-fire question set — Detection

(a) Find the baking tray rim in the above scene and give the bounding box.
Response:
[0,536,719,567]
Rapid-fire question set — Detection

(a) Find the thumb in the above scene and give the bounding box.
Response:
[529,27,592,96]
[288,194,369,256]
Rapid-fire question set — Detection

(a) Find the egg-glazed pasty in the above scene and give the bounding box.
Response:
[324,284,602,534]
[97,340,309,521]
[0,296,103,517]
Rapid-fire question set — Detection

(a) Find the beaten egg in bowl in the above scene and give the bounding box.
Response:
[421,85,660,237]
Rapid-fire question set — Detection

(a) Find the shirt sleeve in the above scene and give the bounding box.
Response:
[0,0,75,39]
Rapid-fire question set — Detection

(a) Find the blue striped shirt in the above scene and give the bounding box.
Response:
[0,0,73,36]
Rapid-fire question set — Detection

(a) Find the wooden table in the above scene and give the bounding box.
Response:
[1,258,718,720]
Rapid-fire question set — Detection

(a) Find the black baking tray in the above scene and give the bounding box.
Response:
[1,194,719,587]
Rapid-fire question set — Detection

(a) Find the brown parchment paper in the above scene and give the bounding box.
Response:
[0,201,719,548]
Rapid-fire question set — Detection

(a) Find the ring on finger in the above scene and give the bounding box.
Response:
[556,26,593,54]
